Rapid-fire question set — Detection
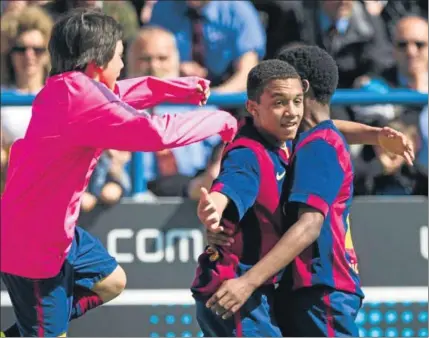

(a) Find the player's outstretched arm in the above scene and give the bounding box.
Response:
[69,108,236,151]
[115,76,210,109]
[199,148,261,233]
[197,188,229,232]
[63,77,236,151]
[333,120,414,165]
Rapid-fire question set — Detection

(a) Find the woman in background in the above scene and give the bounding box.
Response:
[1,6,53,146]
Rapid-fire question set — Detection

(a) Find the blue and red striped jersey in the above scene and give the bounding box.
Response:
[191,118,291,297]
[283,120,363,297]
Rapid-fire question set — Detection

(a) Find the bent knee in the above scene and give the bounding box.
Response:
[93,265,127,302]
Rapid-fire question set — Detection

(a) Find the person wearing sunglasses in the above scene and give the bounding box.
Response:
[364,15,428,94]
[353,16,427,116]
[1,6,53,157]
[1,5,53,95]
[383,16,428,170]
[393,16,428,93]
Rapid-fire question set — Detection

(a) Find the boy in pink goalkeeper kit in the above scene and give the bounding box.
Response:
[0,9,237,337]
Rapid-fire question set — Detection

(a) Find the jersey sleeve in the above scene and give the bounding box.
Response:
[115,76,209,109]
[211,148,260,221]
[61,77,236,151]
[289,139,345,217]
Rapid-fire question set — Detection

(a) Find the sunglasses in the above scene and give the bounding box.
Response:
[11,45,47,55]
[395,40,428,50]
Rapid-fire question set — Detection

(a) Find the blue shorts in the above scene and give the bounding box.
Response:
[195,286,282,337]
[1,226,118,337]
[274,286,363,337]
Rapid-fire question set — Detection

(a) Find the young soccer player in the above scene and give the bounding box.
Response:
[0,9,237,337]
[203,46,415,337]
[191,59,307,337]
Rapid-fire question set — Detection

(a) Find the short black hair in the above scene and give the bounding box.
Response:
[48,8,124,76]
[276,45,338,104]
[247,59,301,102]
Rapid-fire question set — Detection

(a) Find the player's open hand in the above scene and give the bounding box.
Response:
[378,127,415,165]
[206,277,255,320]
[196,82,210,106]
[197,188,222,232]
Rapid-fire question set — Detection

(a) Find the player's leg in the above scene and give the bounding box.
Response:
[69,226,125,320]
[1,227,124,337]
[239,286,282,337]
[281,286,362,337]
[195,298,234,337]
[0,267,73,337]
[319,288,362,337]
[273,287,298,337]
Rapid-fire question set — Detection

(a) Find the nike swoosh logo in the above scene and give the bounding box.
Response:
[276,171,286,180]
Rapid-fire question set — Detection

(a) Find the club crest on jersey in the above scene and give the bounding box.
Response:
[206,245,220,262]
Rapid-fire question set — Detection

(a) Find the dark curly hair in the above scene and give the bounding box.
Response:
[276,45,338,104]
[247,59,300,103]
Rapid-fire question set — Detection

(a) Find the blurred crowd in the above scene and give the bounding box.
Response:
[1,0,428,209]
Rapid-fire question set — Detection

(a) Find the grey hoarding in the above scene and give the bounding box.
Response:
[1,197,427,337]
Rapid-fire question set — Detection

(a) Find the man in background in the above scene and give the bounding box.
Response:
[149,0,265,93]
[127,26,222,199]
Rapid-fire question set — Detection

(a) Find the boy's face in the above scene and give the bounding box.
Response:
[247,78,304,142]
[100,40,124,90]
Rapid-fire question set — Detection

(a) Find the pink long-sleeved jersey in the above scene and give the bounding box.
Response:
[0,71,237,279]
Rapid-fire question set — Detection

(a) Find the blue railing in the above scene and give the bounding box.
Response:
[1,89,428,107]
[1,89,428,195]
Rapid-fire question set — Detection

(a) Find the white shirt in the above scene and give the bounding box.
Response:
[1,105,32,142]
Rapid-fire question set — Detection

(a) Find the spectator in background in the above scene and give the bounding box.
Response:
[0,1,54,16]
[375,0,428,41]
[354,116,427,196]
[267,0,394,89]
[149,0,265,93]
[353,16,428,133]
[382,16,428,93]
[251,0,304,59]
[1,6,53,145]
[1,5,52,94]
[127,26,180,79]
[81,150,132,213]
[317,0,394,88]
[1,1,28,15]
[126,26,222,199]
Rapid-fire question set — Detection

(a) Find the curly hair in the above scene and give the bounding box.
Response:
[247,59,301,102]
[1,5,53,86]
[276,45,338,104]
